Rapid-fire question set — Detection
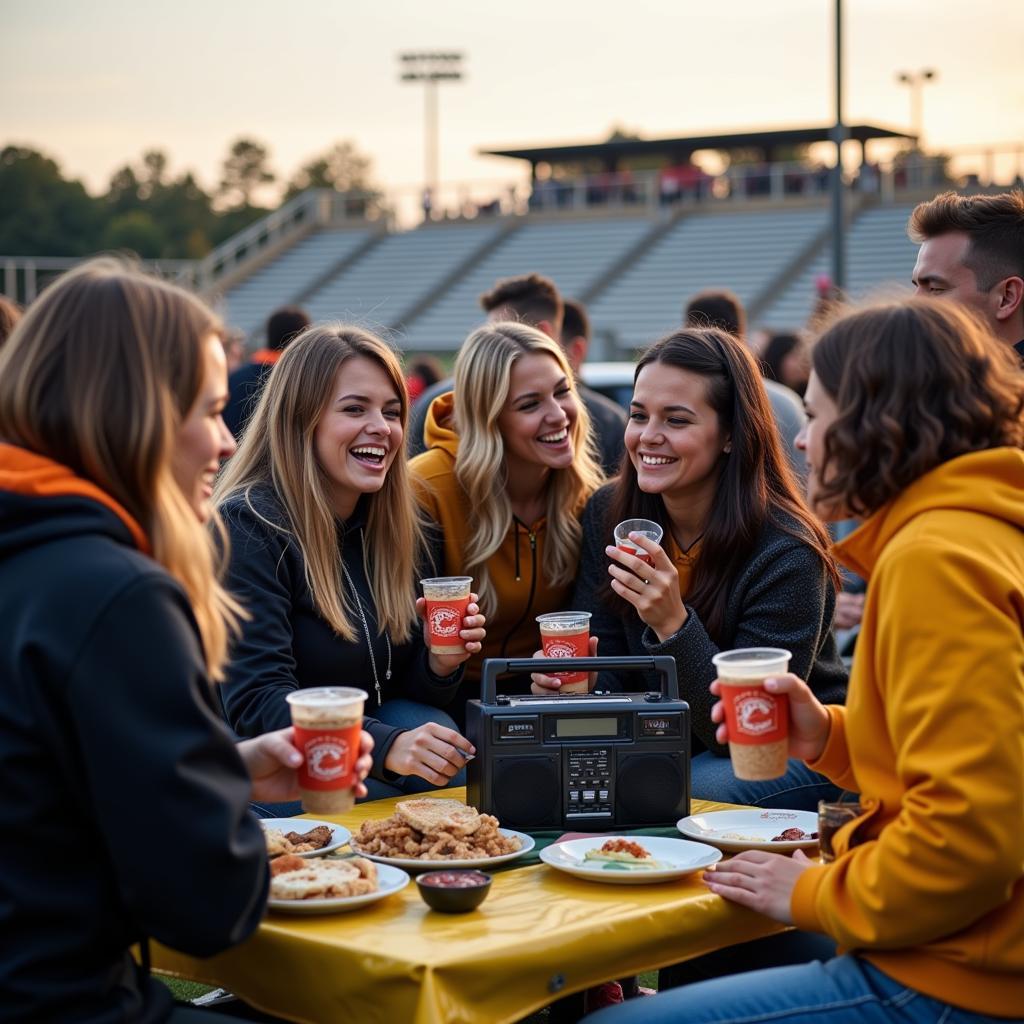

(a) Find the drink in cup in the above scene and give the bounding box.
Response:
[536,611,592,693]
[711,647,791,781]
[286,687,367,814]
[613,519,663,567]
[420,576,473,656]
[817,800,863,862]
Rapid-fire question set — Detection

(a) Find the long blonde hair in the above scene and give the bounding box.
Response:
[453,321,604,614]
[0,258,241,679]
[215,324,422,642]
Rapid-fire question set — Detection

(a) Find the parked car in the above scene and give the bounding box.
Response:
[579,361,635,411]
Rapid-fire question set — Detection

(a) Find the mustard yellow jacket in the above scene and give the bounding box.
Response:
[791,448,1024,1016]
[409,393,576,684]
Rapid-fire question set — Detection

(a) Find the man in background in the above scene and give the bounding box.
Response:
[909,189,1024,356]
[223,305,310,439]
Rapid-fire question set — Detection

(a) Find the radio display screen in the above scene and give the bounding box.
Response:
[555,717,618,738]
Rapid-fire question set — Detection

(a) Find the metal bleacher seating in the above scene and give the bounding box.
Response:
[757,204,919,329]
[304,222,501,334]
[587,207,829,350]
[402,218,652,351]
[221,228,372,340]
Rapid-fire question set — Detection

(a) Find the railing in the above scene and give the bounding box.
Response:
[0,255,199,306]
[193,188,388,293]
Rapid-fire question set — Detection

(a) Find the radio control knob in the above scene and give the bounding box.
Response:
[645,691,663,702]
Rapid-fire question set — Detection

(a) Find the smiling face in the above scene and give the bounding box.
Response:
[794,370,847,520]
[172,333,236,522]
[625,362,728,504]
[496,351,579,475]
[313,354,403,519]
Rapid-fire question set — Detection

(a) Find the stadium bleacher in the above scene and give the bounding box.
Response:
[757,204,920,329]
[216,199,928,355]
[221,228,373,340]
[587,207,828,350]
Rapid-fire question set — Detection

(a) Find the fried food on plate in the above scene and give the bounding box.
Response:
[262,823,334,858]
[269,856,378,900]
[583,838,663,871]
[353,799,521,860]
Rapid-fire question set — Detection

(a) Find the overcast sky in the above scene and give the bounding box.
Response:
[3,0,1022,204]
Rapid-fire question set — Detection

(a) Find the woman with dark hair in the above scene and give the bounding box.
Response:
[534,327,846,807]
[760,330,810,396]
[585,300,1024,1024]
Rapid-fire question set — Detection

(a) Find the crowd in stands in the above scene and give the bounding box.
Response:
[1,189,1022,1024]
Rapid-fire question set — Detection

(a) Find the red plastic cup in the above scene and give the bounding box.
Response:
[420,576,473,655]
[712,648,792,781]
[536,611,592,692]
[286,687,367,814]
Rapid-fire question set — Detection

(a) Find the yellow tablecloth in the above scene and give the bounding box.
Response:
[153,791,785,1024]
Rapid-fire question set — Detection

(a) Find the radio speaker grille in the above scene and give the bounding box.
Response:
[491,754,561,829]
[615,753,687,825]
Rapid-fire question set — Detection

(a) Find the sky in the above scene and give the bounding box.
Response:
[2,0,1022,210]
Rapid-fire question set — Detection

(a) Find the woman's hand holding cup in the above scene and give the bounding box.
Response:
[416,590,487,677]
[606,532,686,642]
[530,634,600,694]
[710,671,832,763]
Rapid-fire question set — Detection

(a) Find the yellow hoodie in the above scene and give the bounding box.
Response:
[791,448,1024,1017]
[409,392,576,684]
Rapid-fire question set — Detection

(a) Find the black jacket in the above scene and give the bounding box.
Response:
[575,485,848,754]
[219,487,462,777]
[0,483,267,1023]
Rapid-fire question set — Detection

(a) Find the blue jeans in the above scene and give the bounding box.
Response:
[691,752,840,811]
[251,699,466,817]
[583,955,1015,1024]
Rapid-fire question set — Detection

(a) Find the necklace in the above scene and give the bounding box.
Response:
[340,528,392,707]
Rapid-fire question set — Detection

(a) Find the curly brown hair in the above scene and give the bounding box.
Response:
[812,299,1024,517]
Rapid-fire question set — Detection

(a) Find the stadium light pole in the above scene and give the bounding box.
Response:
[830,0,847,292]
[399,52,464,216]
[896,68,937,145]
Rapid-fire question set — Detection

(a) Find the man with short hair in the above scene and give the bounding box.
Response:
[222,305,310,439]
[683,289,806,473]
[408,276,626,472]
[560,298,626,475]
[909,190,1024,355]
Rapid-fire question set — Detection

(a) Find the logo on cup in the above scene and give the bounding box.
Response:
[736,694,778,736]
[305,737,349,781]
[546,641,576,659]
[429,606,461,637]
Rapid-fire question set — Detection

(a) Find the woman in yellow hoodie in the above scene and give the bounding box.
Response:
[409,322,604,712]
[585,300,1024,1023]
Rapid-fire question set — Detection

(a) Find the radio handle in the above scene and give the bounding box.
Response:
[480,656,679,704]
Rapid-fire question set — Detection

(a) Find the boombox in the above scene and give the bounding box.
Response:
[466,656,690,831]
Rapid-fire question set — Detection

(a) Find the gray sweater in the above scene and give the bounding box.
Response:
[574,485,847,755]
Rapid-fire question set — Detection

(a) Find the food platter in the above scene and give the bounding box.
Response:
[267,862,409,914]
[677,809,819,852]
[260,818,351,858]
[351,829,535,871]
[539,836,721,884]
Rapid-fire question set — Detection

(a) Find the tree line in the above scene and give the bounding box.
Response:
[0,138,379,260]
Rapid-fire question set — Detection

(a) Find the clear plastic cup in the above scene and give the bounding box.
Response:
[712,648,792,781]
[817,799,863,862]
[613,519,664,567]
[536,611,592,693]
[286,687,367,814]
[420,576,473,656]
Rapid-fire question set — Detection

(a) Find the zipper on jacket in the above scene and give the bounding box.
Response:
[502,526,538,657]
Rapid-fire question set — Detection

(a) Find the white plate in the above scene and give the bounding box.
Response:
[677,809,819,852]
[350,828,535,871]
[267,862,409,914]
[539,836,721,884]
[260,818,352,858]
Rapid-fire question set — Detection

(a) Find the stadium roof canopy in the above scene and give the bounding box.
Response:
[480,124,915,175]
